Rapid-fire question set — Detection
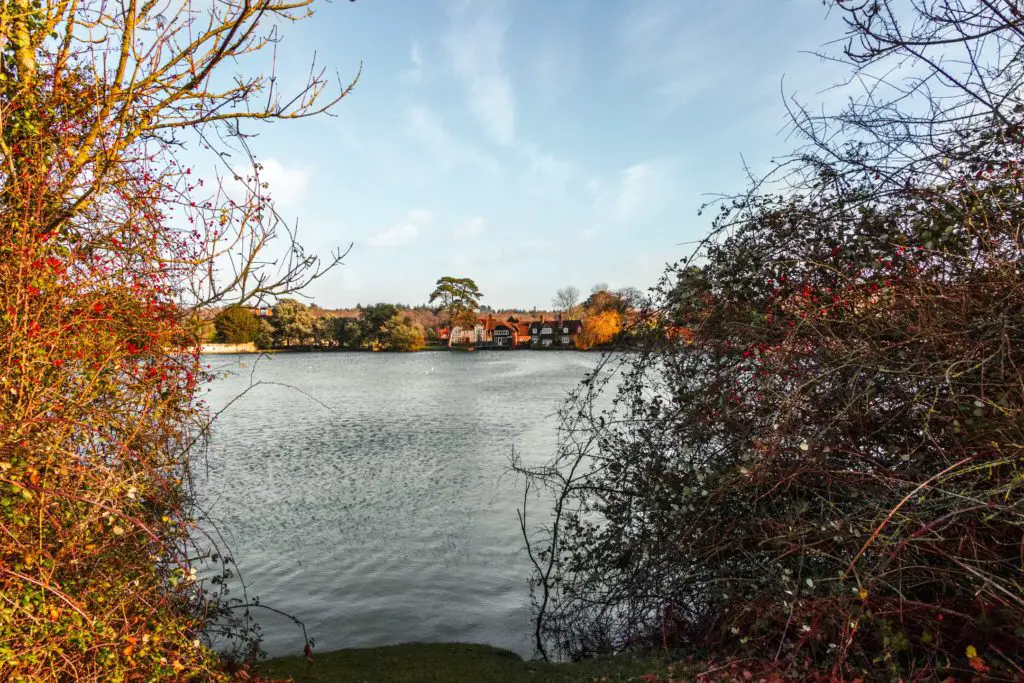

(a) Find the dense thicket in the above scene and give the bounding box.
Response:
[517,2,1024,678]
[0,0,352,678]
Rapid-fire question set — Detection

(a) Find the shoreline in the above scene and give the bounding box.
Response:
[200,345,618,355]
[255,642,679,682]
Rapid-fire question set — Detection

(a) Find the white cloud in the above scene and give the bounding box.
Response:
[452,217,485,239]
[444,4,515,145]
[225,158,310,208]
[366,209,433,248]
[257,159,310,207]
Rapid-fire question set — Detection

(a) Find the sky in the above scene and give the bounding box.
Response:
[225,0,854,310]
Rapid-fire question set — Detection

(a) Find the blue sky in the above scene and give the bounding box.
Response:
[236,0,851,309]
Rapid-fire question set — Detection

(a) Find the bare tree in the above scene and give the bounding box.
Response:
[552,286,581,312]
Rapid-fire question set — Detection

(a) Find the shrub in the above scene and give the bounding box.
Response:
[0,0,354,678]
[516,2,1024,678]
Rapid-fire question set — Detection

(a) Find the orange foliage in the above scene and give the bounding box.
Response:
[577,310,623,349]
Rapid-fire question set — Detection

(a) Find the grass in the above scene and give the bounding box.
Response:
[256,642,686,683]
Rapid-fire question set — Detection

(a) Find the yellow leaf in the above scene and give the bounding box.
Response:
[112,525,124,535]
[858,588,869,600]
[966,645,978,659]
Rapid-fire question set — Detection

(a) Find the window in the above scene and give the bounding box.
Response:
[561,336,570,344]
[562,327,569,333]
[542,327,552,334]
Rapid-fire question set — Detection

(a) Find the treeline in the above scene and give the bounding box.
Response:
[212,300,427,351]
[209,283,651,351]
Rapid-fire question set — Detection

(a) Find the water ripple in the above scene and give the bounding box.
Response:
[197,351,598,658]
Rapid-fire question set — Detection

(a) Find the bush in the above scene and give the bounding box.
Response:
[0,0,353,678]
[516,2,1024,678]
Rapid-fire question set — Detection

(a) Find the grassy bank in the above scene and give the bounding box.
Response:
[257,643,686,682]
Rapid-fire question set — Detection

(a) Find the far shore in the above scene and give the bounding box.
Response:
[200,344,618,355]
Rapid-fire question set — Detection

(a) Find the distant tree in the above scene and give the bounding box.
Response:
[552,286,581,312]
[615,287,645,310]
[429,276,483,326]
[330,316,362,348]
[381,315,425,351]
[213,306,261,343]
[591,282,610,295]
[254,319,275,350]
[360,303,401,333]
[352,303,399,348]
[312,317,333,347]
[271,299,315,346]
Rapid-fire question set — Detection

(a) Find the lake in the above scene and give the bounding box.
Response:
[197,350,602,659]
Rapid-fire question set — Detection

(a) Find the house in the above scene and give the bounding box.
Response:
[490,321,516,347]
[527,320,552,347]
[490,319,534,348]
[556,319,584,346]
[251,306,273,318]
[443,314,580,349]
[528,317,583,348]
[449,322,486,346]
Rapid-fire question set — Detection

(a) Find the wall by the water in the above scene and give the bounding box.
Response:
[200,342,257,354]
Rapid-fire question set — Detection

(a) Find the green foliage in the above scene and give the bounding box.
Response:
[381,314,425,351]
[271,299,315,346]
[329,304,425,351]
[213,306,261,343]
[254,319,274,349]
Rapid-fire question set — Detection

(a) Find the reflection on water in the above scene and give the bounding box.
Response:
[197,351,599,658]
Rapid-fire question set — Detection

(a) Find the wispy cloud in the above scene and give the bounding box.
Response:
[521,143,589,198]
[404,105,502,175]
[452,217,485,239]
[597,159,677,223]
[366,209,433,248]
[618,1,751,112]
[402,41,424,85]
[497,239,553,258]
[444,3,515,145]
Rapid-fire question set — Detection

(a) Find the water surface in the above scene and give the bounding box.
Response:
[198,351,599,658]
